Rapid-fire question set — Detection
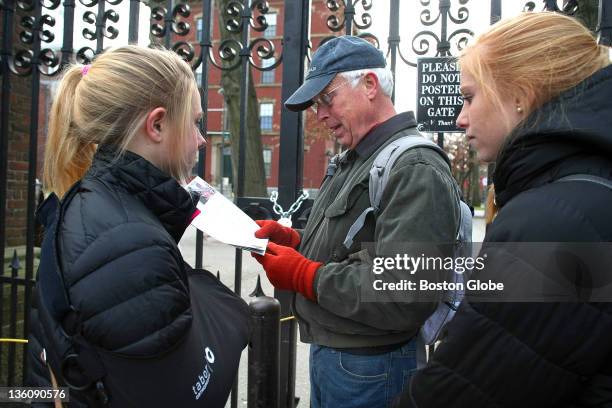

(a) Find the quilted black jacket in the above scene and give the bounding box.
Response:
[27,145,197,404]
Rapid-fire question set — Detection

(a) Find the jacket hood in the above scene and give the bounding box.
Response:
[88,145,197,242]
[493,64,612,207]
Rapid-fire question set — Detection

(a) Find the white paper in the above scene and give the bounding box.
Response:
[186,177,268,255]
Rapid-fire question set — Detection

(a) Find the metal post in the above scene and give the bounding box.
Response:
[96,0,106,54]
[388,0,400,103]
[8,251,20,385]
[0,0,16,375]
[344,1,354,35]
[61,0,75,69]
[490,0,502,25]
[164,0,173,49]
[598,0,612,45]
[248,294,281,408]
[128,0,140,44]
[23,0,43,381]
[436,0,452,149]
[277,1,310,406]
[0,0,15,268]
[195,0,213,270]
[229,3,253,406]
[485,0,502,227]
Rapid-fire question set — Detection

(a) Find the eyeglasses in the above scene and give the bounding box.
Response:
[310,80,353,114]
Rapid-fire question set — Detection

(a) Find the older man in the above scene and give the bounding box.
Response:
[254,36,459,407]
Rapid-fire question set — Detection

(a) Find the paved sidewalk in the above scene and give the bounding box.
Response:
[178,216,487,407]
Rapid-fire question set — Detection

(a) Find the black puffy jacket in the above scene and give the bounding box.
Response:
[395,66,612,407]
[27,146,248,407]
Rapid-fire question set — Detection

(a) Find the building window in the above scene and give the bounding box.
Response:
[261,58,275,84]
[260,102,273,131]
[196,17,203,41]
[263,148,272,179]
[264,13,277,37]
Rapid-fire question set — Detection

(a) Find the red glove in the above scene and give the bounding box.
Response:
[189,208,201,222]
[255,220,301,249]
[253,242,321,302]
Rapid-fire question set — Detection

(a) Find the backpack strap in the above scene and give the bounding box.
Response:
[37,181,110,407]
[555,174,612,190]
[343,134,451,249]
[321,150,350,187]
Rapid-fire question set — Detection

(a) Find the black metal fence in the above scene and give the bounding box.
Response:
[0,0,610,407]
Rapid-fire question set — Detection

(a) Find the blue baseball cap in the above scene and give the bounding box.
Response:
[284,36,386,112]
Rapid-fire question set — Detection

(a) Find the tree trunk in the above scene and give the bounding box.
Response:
[216,0,267,197]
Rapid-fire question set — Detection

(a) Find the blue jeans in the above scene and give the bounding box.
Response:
[309,338,417,408]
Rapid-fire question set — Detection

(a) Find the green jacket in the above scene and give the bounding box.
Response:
[294,112,460,348]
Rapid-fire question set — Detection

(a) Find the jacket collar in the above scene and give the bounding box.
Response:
[88,145,197,242]
[354,111,418,158]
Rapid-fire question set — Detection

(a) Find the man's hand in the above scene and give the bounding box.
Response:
[255,220,301,249]
[253,242,321,301]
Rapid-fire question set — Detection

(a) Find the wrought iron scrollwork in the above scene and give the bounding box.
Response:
[324,0,373,33]
[103,9,120,39]
[82,11,97,40]
[205,0,283,72]
[150,5,166,37]
[10,1,36,76]
[523,1,537,11]
[398,0,474,67]
[251,0,270,32]
[76,0,97,64]
[249,37,281,70]
[420,7,441,27]
[314,0,378,61]
[353,0,373,30]
[9,0,61,76]
[83,7,119,40]
[449,0,470,24]
[172,42,195,63]
[172,3,191,36]
[149,1,198,68]
[150,1,191,39]
[76,0,124,64]
[206,39,239,71]
[523,0,578,14]
[224,1,243,34]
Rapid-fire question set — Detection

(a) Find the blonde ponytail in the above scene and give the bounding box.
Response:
[43,65,96,197]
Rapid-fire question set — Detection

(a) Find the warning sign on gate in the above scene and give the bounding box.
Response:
[416,57,464,133]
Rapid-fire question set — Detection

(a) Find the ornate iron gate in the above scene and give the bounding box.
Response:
[0,1,610,407]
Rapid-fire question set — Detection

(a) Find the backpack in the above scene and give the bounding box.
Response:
[341,133,473,364]
[33,182,251,407]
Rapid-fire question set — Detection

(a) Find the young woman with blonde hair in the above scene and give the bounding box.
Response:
[394,12,612,407]
[28,45,250,407]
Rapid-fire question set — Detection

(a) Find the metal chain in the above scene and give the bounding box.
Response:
[270,191,309,219]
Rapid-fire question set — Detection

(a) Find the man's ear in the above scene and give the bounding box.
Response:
[363,72,380,100]
[144,107,168,143]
